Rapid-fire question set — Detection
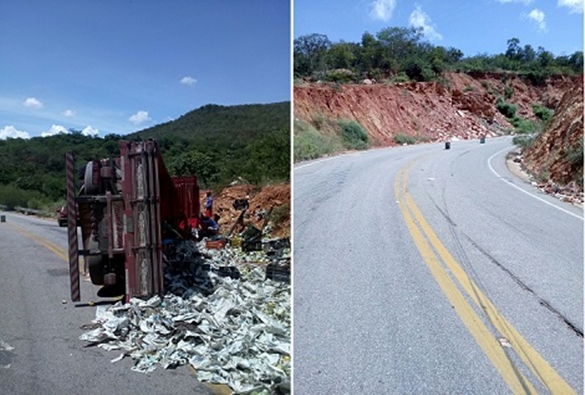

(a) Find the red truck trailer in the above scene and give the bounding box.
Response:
[65,140,199,302]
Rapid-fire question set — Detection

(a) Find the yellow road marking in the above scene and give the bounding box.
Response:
[398,167,575,394]
[9,223,69,262]
[395,163,575,394]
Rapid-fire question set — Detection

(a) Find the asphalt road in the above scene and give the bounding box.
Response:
[0,212,215,395]
[293,137,583,394]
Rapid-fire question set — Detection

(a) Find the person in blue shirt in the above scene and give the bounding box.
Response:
[204,190,213,217]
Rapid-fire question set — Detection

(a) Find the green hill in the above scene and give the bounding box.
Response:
[0,101,291,211]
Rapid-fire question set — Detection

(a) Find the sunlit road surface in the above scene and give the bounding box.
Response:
[293,137,583,394]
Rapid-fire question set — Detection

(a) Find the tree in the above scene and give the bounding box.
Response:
[327,42,357,70]
[294,34,332,77]
[376,27,425,74]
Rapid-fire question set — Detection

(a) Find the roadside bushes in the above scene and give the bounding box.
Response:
[0,184,49,210]
[496,98,517,119]
[338,119,369,150]
[532,104,554,122]
[394,133,417,145]
[294,118,370,162]
[294,120,342,161]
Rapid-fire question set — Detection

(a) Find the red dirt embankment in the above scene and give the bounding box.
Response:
[523,75,583,193]
[202,184,290,238]
[294,72,574,144]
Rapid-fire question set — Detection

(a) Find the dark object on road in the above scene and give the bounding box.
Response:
[480,136,486,144]
[0,215,5,223]
[445,141,451,150]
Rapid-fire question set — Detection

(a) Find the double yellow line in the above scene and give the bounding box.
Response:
[395,163,574,394]
[9,222,69,262]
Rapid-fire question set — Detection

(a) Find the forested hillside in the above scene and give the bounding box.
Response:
[294,27,583,83]
[0,101,290,211]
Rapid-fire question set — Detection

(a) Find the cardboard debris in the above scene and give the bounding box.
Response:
[80,239,291,394]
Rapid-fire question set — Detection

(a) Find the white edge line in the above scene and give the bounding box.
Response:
[487,147,583,221]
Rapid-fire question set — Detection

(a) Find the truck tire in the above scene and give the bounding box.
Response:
[86,239,105,285]
[84,161,99,195]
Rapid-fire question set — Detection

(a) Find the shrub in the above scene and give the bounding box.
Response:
[338,119,369,150]
[0,184,47,210]
[566,140,583,165]
[464,85,475,92]
[294,121,342,161]
[512,135,536,151]
[532,104,554,122]
[496,98,517,119]
[390,72,410,83]
[394,133,417,145]
[510,116,537,134]
[323,69,355,83]
[504,85,514,99]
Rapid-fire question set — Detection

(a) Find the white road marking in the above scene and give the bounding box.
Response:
[488,147,583,221]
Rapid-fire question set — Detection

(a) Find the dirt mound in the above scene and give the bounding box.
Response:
[204,184,290,239]
[523,75,583,193]
[294,72,575,145]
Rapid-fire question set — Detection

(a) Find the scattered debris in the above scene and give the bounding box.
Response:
[80,237,291,394]
[498,338,512,348]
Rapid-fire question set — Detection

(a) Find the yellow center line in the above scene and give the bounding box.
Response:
[394,165,537,394]
[9,223,69,262]
[397,166,575,394]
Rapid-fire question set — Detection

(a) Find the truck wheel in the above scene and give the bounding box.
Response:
[86,239,105,285]
[84,161,99,195]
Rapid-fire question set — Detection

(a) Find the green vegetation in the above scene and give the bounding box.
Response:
[496,98,517,119]
[295,30,582,83]
[338,119,369,150]
[394,133,417,145]
[532,104,554,122]
[0,102,290,209]
[294,120,342,161]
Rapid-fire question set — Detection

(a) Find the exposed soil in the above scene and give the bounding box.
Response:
[294,72,574,144]
[295,71,583,202]
[203,184,291,239]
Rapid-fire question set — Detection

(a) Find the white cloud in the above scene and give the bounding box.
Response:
[41,124,69,137]
[180,76,197,85]
[39,124,98,137]
[0,125,30,139]
[409,5,443,41]
[81,125,99,137]
[370,0,396,21]
[23,97,43,109]
[63,109,76,117]
[496,0,534,4]
[129,110,151,125]
[527,9,547,31]
[558,0,583,13]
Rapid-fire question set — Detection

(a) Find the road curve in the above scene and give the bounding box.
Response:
[0,212,214,395]
[293,137,583,394]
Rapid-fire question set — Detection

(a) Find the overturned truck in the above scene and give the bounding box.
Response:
[65,140,199,302]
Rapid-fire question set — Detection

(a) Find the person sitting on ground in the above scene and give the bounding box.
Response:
[198,213,220,239]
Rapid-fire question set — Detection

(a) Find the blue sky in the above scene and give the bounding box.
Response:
[0,1,291,139]
[294,0,583,57]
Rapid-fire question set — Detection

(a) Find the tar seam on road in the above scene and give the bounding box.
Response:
[487,147,583,221]
[395,162,575,395]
